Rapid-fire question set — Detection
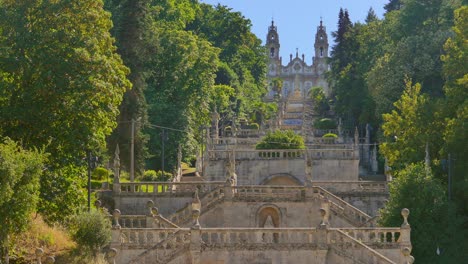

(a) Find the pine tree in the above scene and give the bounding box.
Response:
[384,0,402,13]
[365,7,378,23]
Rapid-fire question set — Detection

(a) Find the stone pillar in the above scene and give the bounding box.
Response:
[371,144,378,173]
[106,248,118,264]
[211,111,220,140]
[364,124,371,166]
[35,248,44,264]
[110,209,121,249]
[146,200,155,228]
[189,227,201,264]
[224,180,233,201]
[317,208,329,249]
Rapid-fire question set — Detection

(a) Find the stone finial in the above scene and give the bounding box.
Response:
[106,248,118,264]
[146,200,154,216]
[35,248,44,264]
[192,208,201,229]
[319,208,328,228]
[401,208,410,228]
[354,127,359,145]
[44,256,55,264]
[151,207,159,217]
[113,209,121,229]
[94,199,102,209]
[401,247,414,264]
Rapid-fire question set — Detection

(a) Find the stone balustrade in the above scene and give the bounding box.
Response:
[313,186,371,225]
[119,228,191,247]
[208,149,358,161]
[233,186,304,201]
[201,228,319,246]
[116,181,224,195]
[339,228,401,247]
[312,181,388,193]
[329,229,395,264]
[119,215,147,228]
[237,129,263,138]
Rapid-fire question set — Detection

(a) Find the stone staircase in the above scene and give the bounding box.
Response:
[313,186,373,227]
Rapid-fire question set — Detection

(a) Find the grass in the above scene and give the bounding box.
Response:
[9,215,75,263]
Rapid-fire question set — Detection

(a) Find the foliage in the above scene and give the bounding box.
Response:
[440,6,468,217]
[309,87,330,116]
[92,167,110,181]
[313,118,337,130]
[322,133,338,138]
[0,0,131,165]
[256,130,305,150]
[38,165,87,224]
[0,138,46,261]
[139,170,172,182]
[380,80,441,171]
[379,163,466,263]
[70,210,111,255]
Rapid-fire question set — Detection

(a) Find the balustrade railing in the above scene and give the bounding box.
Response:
[329,229,396,264]
[119,228,190,247]
[117,181,224,195]
[313,186,371,226]
[234,186,304,201]
[339,228,401,247]
[119,215,147,228]
[201,228,319,246]
[312,181,388,193]
[208,149,358,160]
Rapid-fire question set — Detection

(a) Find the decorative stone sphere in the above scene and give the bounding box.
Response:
[409,256,415,264]
[401,208,410,218]
[107,248,118,258]
[45,256,55,264]
[35,248,44,257]
[151,207,159,216]
[113,209,121,218]
[192,208,201,219]
[402,247,411,256]
[147,200,154,208]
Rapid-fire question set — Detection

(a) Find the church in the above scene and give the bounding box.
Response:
[265,20,330,100]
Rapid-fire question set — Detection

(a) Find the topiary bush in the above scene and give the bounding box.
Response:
[70,210,111,255]
[92,167,109,181]
[140,170,172,182]
[313,118,337,129]
[256,130,305,150]
[322,133,338,138]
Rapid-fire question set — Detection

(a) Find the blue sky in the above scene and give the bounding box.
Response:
[199,0,388,61]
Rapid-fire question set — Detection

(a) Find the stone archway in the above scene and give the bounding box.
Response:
[260,174,302,186]
[257,205,281,228]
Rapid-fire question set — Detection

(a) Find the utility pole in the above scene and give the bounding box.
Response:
[448,153,452,201]
[130,118,135,182]
[161,129,166,174]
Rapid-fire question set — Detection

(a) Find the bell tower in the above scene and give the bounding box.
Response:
[314,19,329,66]
[266,20,280,61]
[314,19,328,58]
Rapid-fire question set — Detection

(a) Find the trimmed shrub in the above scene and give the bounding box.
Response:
[92,167,109,181]
[256,130,305,150]
[323,133,338,138]
[140,170,172,182]
[313,118,337,129]
[244,123,259,130]
[70,210,111,255]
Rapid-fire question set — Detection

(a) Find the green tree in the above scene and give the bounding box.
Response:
[0,0,131,223]
[384,0,402,13]
[256,130,305,150]
[379,163,466,263]
[0,0,131,164]
[309,87,330,116]
[0,138,46,263]
[380,80,442,170]
[440,6,468,217]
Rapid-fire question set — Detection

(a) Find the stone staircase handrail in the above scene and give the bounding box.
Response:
[338,227,401,247]
[329,229,396,264]
[313,186,372,226]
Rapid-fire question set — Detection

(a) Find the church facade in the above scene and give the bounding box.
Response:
[265,20,330,100]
